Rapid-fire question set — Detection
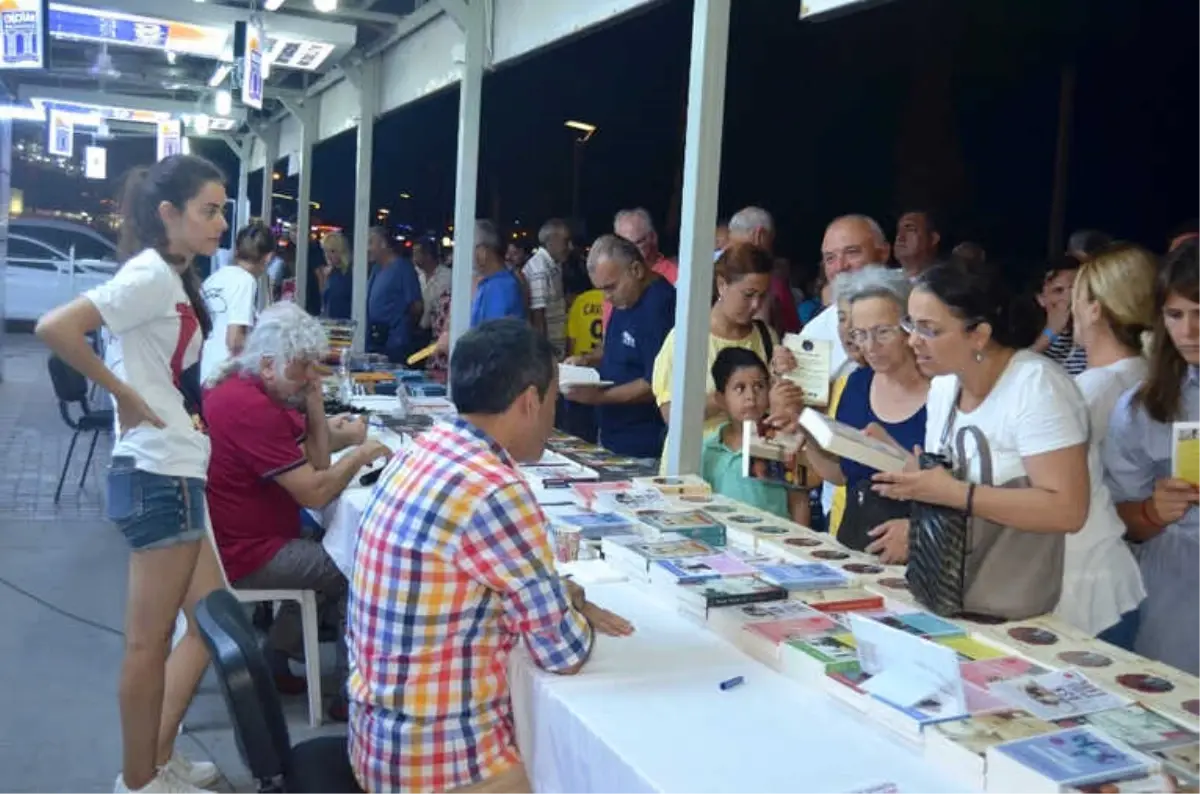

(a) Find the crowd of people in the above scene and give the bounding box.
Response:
[29,151,1199,794]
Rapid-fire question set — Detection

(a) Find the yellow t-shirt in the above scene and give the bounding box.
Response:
[827,373,851,538]
[565,289,604,357]
[651,324,777,470]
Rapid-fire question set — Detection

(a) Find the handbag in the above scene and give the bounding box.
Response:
[838,479,910,553]
[906,390,1065,620]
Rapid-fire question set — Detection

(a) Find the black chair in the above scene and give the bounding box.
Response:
[47,355,114,504]
[193,590,363,794]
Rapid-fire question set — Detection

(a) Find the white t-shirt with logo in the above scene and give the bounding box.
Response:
[925,349,1144,636]
[200,265,258,385]
[85,249,210,480]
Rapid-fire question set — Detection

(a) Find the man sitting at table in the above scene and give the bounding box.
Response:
[347,318,633,794]
[204,303,391,722]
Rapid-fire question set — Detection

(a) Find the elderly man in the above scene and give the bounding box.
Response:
[615,208,677,284]
[522,218,570,357]
[348,319,632,794]
[893,209,942,278]
[728,205,799,336]
[565,235,676,464]
[205,303,390,721]
[473,219,527,326]
[366,227,423,363]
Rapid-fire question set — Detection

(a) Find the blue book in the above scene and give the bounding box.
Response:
[755,562,850,591]
[988,726,1155,791]
[555,512,635,540]
[873,611,966,639]
[653,558,723,584]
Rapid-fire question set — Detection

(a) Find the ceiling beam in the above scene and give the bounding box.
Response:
[17,84,248,122]
[60,0,359,49]
[18,70,307,103]
[267,6,405,25]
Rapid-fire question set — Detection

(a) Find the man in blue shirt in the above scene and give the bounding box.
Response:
[366,227,423,362]
[564,234,675,462]
[471,219,526,327]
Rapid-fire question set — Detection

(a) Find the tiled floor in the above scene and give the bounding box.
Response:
[0,333,343,793]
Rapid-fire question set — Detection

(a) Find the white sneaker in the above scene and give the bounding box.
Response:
[163,751,220,789]
[114,767,214,793]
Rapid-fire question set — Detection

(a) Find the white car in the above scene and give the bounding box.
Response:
[2,233,119,322]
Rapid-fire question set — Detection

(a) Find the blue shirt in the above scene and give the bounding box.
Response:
[834,366,927,486]
[1103,366,1199,675]
[367,257,423,360]
[324,268,353,320]
[597,278,675,458]
[471,268,526,327]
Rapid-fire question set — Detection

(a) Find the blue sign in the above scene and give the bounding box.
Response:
[48,110,72,157]
[0,1,45,70]
[241,22,263,110]
[48,8,167,50]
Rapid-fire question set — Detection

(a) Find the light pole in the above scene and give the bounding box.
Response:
[565,120,596,224]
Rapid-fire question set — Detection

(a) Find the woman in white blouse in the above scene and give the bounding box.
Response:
[1069,243,1156,648]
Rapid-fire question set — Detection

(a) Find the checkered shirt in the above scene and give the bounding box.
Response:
[347,416,592,793]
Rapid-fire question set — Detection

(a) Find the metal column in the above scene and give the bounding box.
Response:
[348,60,380,352]
[447,0,486,354]
[665,0,731,475]
[258,123,279,221]
[236,145,250,234]
[283,101,317,312]
[0,116,10,384]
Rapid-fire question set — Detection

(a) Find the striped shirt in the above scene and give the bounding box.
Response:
[1043,326,1087,376]
[522,248,568,358]
[347,417,592,792]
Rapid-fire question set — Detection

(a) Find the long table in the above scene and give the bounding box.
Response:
[318,462,976,793]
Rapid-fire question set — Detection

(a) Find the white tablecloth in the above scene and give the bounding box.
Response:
[320,482,974,793]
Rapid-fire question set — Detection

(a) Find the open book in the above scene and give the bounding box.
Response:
[558,363,613,389]
[799,408,908,474]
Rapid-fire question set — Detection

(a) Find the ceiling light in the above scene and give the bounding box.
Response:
[313,0,337,12]
[214,90,232,117]
[208,63,232,88]
[264,0,286,8]
[193,114,211,135]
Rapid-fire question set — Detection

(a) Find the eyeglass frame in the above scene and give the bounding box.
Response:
[899,315,986,340]
[846,324,906,346]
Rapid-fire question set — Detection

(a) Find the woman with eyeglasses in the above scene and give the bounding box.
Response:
[872,263,1091,621]
[1103,240,1199,675]
[803,266,927,558]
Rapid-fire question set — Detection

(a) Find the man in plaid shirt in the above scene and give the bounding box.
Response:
[347,319,633,793]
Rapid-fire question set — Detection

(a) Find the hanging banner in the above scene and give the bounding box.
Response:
[84,145,105,179]
[48,108,72,157]
[0,0,45,70]
[241,20,263,110]
[156,118,181,161]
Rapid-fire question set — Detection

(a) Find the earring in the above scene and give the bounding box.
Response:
[974,350,985,363]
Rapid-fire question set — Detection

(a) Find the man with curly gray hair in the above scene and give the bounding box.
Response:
[204,302,390,721]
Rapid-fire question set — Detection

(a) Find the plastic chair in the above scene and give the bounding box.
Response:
[193,590,362,793]
[204,521,324,727]
[47,354,114,503]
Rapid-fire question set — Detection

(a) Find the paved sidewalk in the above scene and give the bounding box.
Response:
[0,333,343,793]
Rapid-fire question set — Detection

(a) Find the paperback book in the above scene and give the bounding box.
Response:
[992,670,1130,721]
[1057,704,1198,754]
[984,726,1159,793]
[799,407,909,474]
[755,562,851,591]
[676,576,788,612]
[741,419,816,490]
[924,708,1064,789]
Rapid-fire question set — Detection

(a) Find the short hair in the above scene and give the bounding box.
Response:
[369,226,395,251]
[841,265,912,310]
[613,208,656,235]
[587,233,643,276]
[715,242,774,284]
[236,219,277,262]
[474,219,504,255]
[729,206,774,235]
[711,347,769,393]
[537,218,570,246]
[450,319,556,415]
[828,214,888,246]
[1067,229,1113,261]
[1042,253,1082,285]
[898,208,942,235]
[209,302,328,386]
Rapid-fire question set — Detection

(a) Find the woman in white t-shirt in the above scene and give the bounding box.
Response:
[872,264,1091,621]
[1069,243,1157,647]
[36,155,229,794]
[200,221,276,386]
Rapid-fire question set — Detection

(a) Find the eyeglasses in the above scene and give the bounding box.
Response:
[847,324,904,346]
[900,316,939,340]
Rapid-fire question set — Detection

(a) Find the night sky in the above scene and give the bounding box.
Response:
[16,0,1198,284]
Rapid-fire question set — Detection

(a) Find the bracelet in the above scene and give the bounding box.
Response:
[1042,327,1059,344]
[965,483,976,516]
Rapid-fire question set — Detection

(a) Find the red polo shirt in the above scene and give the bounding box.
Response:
[204,375,307,582]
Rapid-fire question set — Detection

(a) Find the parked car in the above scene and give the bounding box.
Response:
[2,233,118,322]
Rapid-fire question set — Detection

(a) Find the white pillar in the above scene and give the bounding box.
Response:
[258,124,279,221]
[236,144,250,232]
[447,0,486,355]
[290,103,317,313]
[0,116,10,384]
[665,0,731,475]
[350,60,379,352]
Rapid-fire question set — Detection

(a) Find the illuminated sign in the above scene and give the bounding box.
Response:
[48,108,72,156]
[48,3,226,58]
[241,20,263,109]
[84,145,105,179]
[156,118,181,161]
[0,0,46,70]
[30,97,169,125]
[268,38,333,71]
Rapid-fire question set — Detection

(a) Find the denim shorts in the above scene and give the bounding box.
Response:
[107,456,207,551]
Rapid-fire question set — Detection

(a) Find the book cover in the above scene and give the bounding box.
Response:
[714,599,820,623]
[593,488,672,513]
[1154,742,1199,789]
[678,576,788,607]
[741,419,815,491]
[797,588,886,613]
[1058,704,1197,753]
[788,631,860,666]
[992,670,1129,721]
[693,552,757,577]
[571,481,632,508]
[653,558,724,584]
[631,538,715,560]
[634,474,712,497]
[799,407,909,474]
[1173,422,1200,486]
[744,612,839,645]
[554,511,635,540]
[1091,662,1198,724]
[637,509,724,533]
[871,611,966,639]
[991,726,1153,787]
[931,708,1062,757]
[937,636,1009,663]
[755,562,850,591]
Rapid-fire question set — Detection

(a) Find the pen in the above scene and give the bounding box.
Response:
[719,675,744,691]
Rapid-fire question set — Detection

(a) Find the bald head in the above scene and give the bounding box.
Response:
[821,214,890,281]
